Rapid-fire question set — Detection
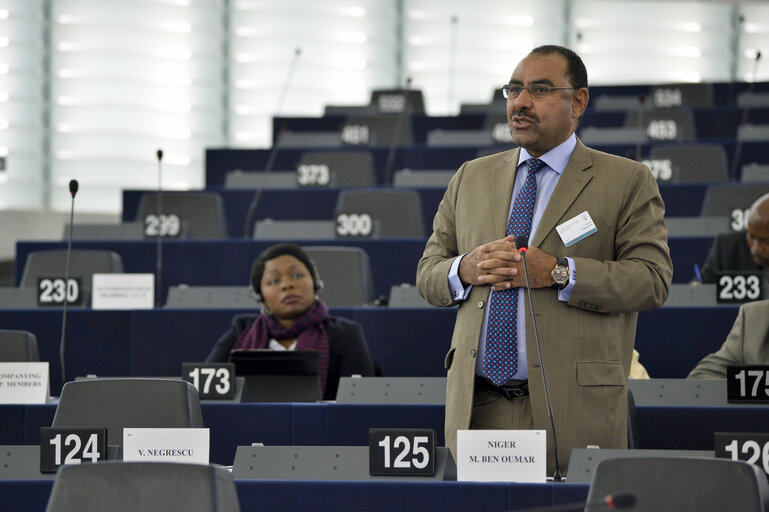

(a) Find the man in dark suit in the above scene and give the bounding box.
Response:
[416,45,672,476]
[701,193,769,283]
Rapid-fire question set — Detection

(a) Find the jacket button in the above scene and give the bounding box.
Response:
[477,301,484,308]
[441,297,449,305]
[470,349,477,358]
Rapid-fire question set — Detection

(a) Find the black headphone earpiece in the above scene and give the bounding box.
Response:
[310,260,324,293]
[249,285,262,303]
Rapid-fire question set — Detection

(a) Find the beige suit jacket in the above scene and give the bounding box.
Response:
[688,300,769,379]
[416,140,672,473]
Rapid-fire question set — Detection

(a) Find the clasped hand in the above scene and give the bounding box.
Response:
[459,235,557,291]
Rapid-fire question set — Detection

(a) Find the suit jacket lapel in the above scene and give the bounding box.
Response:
[532,139,595,247]
[490,148,521,238]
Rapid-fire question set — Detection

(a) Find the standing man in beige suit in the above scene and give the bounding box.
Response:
[416,45,672,476]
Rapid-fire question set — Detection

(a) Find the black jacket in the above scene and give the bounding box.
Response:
[701,231,761,283]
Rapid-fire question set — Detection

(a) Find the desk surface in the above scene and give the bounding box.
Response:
[0,478,590,512]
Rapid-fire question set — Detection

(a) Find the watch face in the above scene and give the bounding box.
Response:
[553,267,568,283]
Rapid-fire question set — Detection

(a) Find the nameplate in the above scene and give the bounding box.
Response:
[123,428,209,464]
[37,277,83,306]
[714,432,769,475]
[368,428,436,476]
[456,429,546,482]
[0,362,49,404]
[144,213,182,238]
[40,427,107,473]
[335,213,373,237]
[182,363,235,400]
[92,273,154,310]
[727,366,769,403]
[716,273,763,304]
[297,164,331,186]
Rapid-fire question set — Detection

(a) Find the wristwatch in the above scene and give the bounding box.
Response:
[551,257,569,289]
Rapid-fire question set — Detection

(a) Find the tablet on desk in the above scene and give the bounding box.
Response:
[229,349,322,402]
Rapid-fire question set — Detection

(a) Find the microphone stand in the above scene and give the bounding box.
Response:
[60,179,78,387]
[730,50,761,180]
[155,149,163,307]
[517,238,563,481]
[242,47,302,238]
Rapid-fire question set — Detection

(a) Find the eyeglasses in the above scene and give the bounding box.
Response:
[502,83,575,99]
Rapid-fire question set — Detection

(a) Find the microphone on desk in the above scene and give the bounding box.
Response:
[59,179,79,387]
[508,492,637,512]
[242,47,302,238]
[155,149,163,307]
[382,76,416,185]
[514,235,563,482]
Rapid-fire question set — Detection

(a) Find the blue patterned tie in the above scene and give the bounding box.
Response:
[482,158,545,386]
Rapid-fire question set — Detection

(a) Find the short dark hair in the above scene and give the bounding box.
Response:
[529,45,588,90]
[250,243,319,296]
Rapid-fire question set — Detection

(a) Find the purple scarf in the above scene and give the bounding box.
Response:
[233,300,330,394]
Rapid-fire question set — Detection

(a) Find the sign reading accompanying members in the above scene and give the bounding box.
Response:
[40,427,107,473]
[457,429,546,482]
[717,273,763,304]
[727,365,769,403]
[123,428,209,464]
[715,432,769,475]
[37,277,82,306]
[91,273,154,310]
[182,363,235,400]
[369,428,435,476]
[0,362,49,404]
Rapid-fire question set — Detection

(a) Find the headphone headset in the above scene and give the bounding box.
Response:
[249,256,324,303]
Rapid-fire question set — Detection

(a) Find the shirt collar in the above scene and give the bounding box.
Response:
[517,132,577,176]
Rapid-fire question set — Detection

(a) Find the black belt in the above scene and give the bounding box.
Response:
[475,376,529,400]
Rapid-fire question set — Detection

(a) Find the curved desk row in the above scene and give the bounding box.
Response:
[0,305,738,396]
[2,398,768,469]
[120,184,713,240]
[206,139,769,187]
[15,237,715,306]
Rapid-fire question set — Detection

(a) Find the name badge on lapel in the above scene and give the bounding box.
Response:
[556,211,597,247]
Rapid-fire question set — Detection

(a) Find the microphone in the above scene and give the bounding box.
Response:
[514,235,563,482]
[507,492,636,512]
[274,47,301,118]
[59,179,79,387]
[730,50,762,180]
[383,102,407,185]
[155,149,163,307]
[242,47,302,238]
[241,122,287,238]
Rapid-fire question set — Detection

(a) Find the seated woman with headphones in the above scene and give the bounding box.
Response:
[206,243,376,400]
